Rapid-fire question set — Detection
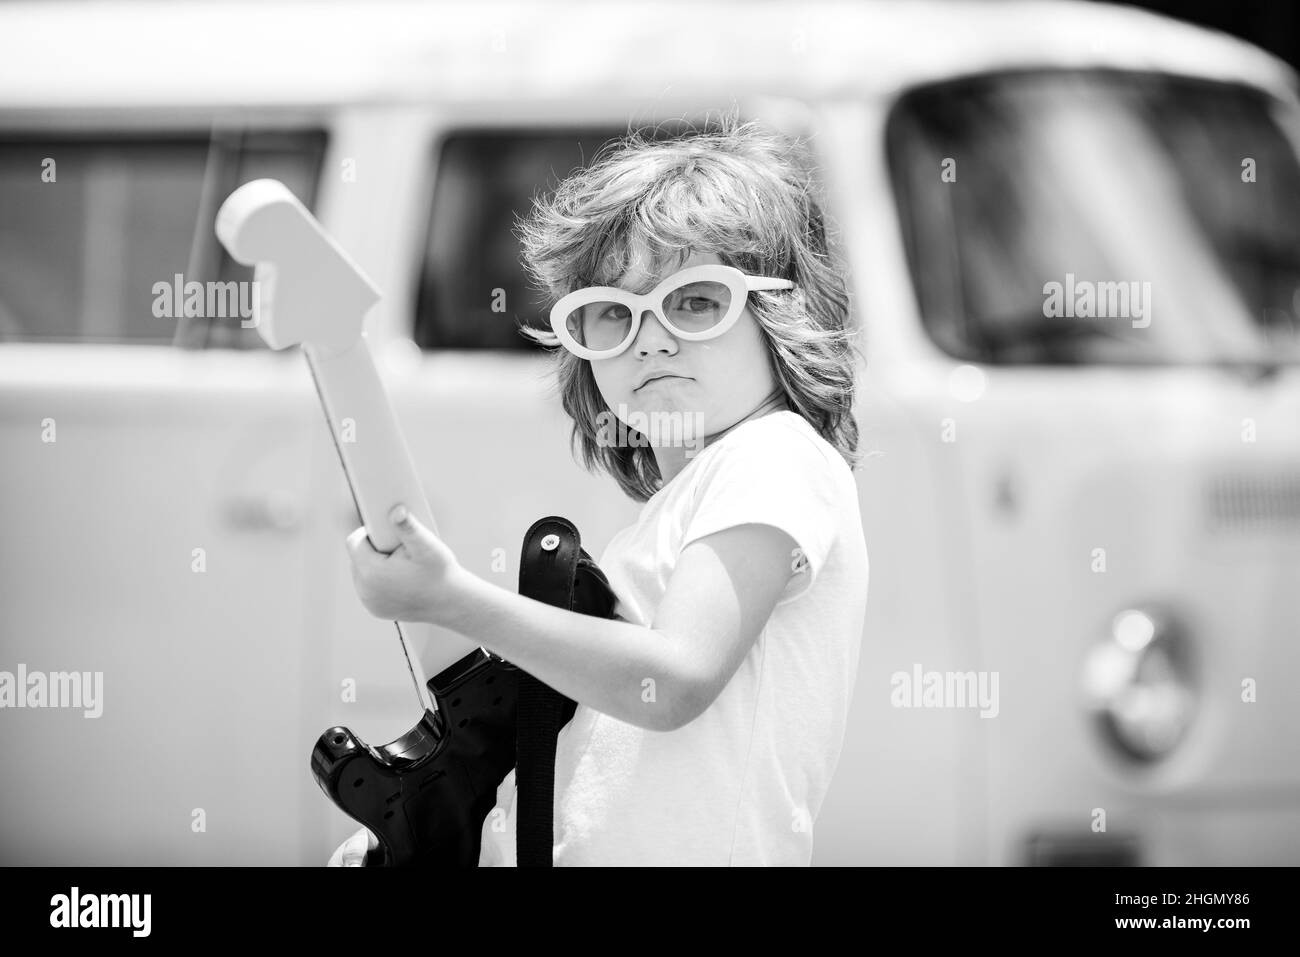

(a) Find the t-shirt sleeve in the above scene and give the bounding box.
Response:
[679,420,842,607]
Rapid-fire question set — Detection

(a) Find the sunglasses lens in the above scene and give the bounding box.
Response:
[661,280,733,334]
[566,300,634,353]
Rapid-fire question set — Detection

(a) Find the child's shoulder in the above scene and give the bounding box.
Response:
[717,410,843,473]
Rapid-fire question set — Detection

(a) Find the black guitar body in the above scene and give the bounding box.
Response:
[309,516,617,866]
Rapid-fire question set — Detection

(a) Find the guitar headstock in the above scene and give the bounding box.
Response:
[215,179,381,355]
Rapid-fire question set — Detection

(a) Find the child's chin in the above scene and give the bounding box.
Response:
[607,401,709,448]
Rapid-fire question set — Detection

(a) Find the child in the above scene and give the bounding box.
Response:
[345,113,869,866]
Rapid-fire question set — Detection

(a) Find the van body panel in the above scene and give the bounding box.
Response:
[2,1,1297,865]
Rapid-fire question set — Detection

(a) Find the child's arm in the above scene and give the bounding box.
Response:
[347,506,797,732]
[450,521,797,731]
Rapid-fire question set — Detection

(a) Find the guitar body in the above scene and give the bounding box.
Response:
[311,516,618,866]
[311,649,519,867]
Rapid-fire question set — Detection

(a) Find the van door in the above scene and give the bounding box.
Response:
[0,124,330,864]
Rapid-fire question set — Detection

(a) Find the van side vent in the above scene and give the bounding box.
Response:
[1207,474,1300,530]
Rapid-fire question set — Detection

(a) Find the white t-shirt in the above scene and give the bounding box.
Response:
[478,410,868,866]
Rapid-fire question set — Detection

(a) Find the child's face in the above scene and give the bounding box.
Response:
[589,249,780,445]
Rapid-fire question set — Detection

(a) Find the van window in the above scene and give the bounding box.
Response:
[0,129,326,347]
[887,72,1300,366]
[417,127,711,351]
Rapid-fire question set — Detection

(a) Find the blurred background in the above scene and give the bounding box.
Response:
[1,0,1298,866]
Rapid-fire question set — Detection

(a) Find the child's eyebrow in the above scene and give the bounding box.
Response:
[616,275,659,294]
[611,258,696,294]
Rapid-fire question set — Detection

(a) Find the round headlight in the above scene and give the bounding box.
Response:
[1081,607,1197,762]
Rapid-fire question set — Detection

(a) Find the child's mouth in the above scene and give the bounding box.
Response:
[636,375,687,390]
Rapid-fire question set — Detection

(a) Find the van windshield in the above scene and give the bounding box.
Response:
[887,71,1300,366]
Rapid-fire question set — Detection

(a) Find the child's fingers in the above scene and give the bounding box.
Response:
[335,827,373,867]
[388,504,441,561]
[346,525,379,560]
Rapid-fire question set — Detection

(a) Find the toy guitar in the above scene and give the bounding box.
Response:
[215,180,616,866]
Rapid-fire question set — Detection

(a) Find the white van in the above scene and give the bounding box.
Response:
[2,0,1298,866]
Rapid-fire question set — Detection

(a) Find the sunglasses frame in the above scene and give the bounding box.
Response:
[549,264,796,360]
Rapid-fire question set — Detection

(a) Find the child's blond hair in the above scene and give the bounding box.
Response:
[515,109,863,502]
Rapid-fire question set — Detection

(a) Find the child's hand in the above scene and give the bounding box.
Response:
[326,826,378,867]
[346,504,469,626]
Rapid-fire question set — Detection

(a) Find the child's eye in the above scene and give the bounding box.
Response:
[596,304,631,322]
[683,296,720,313]
[664,282,731,320]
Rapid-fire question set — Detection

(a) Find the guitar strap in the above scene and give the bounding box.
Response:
[514,516,617,867]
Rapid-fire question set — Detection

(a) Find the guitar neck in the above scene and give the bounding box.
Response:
[304,335,482,708]
[212,177,474,711]
[303,336,440,553]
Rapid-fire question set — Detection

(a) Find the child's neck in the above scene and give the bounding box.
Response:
[702,392,791,448]
[654,391,791,484]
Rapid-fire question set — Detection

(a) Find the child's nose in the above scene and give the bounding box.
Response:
[632,308,680,356]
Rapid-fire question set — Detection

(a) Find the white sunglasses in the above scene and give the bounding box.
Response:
[549,263,796,360]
